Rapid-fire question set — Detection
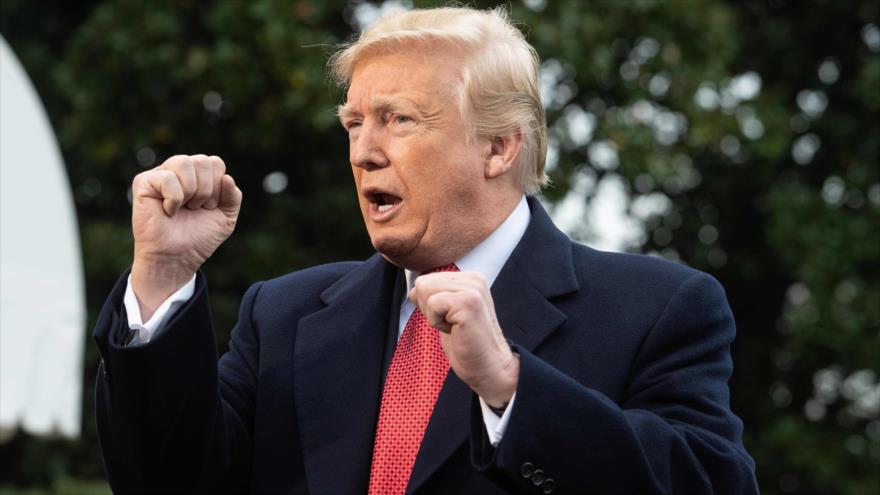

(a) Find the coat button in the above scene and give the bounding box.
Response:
[542,478,555,494]
[531,469,545,485]
[520,462,534,478]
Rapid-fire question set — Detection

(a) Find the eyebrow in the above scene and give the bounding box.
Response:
[337,95,424,124]
[337,103,358,122]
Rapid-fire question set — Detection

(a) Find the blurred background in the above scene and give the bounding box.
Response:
[0,0,878,493]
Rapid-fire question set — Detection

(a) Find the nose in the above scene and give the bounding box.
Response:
[350,121,389,171]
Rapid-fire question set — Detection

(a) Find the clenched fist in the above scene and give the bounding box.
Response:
[130,154,242,320]
[410,271,519,409]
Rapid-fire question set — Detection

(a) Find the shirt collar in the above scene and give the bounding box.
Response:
[404,195,530,292]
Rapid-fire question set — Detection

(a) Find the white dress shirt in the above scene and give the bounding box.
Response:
[124,195,531,447]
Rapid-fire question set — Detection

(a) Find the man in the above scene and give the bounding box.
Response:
[93,6,758,494]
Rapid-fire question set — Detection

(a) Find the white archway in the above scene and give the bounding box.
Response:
[0,36,86,441]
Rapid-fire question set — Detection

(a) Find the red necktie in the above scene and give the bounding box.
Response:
[367,264,459,495]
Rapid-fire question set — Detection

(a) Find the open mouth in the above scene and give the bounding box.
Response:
[364,189,404,220]
[371,192,402,213]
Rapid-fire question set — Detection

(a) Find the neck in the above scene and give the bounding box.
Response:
[385,188,524,271]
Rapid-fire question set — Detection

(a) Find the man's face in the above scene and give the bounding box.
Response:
[340,47,492,270]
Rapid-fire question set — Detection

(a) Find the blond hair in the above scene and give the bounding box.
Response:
[329,6,549,194]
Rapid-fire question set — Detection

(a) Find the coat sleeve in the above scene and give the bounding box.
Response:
[93,271,263,493]
[470,272,759,494]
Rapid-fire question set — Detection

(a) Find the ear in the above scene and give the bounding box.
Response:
[484,129,523,180]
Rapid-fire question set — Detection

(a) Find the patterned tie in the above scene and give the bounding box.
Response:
[367,264,459,495]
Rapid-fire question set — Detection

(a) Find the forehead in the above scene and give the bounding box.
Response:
[344,48,461,110]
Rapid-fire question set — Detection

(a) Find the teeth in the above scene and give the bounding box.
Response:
[378,204,394,213]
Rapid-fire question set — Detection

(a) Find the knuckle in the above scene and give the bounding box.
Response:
[461,290,482,308]
[168,159,193,181]
[198,163,214,179]
[210,155,226,173]
[179,155,195,170]
[132,172,147,187]
[165,154,189,170]
[194,154,211,168]
[425,292,440,307]
[158,169,176,183]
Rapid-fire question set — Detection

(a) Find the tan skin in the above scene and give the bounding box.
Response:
[130,45,523,409]
[130,154,241,318]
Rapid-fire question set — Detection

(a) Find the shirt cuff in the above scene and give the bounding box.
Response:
[478,392,516,447]
[123,274,197,345]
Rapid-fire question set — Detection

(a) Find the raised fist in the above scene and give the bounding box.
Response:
[130,154,242,319]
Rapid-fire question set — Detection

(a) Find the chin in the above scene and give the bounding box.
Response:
[370,232,415,259]
[371,233,436,270]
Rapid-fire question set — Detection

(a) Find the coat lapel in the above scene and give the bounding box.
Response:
[491,197,581,352]
[406,197,580,494]
[293,254,398,495]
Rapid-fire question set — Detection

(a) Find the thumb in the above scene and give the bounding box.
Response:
[218,174,243,217]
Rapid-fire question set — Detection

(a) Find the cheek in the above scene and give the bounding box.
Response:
[395,137,481,205]
[429,155,482,193]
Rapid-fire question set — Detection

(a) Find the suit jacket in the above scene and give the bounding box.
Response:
[93,197,758,494]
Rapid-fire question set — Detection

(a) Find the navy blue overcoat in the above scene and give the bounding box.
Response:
[94,198,758,494]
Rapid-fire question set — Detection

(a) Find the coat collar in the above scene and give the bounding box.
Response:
[293,196,579,495]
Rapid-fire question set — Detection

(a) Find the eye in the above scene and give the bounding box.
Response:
[389,113,413,126]
[345,120,362,132]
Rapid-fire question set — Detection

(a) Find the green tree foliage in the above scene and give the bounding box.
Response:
[0,0,877,493]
